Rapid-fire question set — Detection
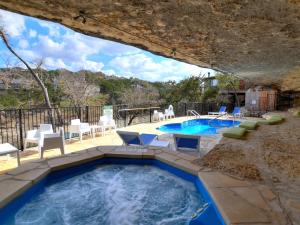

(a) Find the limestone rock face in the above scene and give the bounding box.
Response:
[0,0,299,89]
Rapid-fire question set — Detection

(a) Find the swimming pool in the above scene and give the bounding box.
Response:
[158,118,240,135]
[0,158,225,225]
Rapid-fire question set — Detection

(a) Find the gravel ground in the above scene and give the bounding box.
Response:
[195,111,300,224]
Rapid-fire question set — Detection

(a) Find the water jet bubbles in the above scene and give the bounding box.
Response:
[6,165,205,225]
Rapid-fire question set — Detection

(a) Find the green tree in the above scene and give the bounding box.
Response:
[201,86,219,103]
[216,73,241,106]
[175,76,203,103]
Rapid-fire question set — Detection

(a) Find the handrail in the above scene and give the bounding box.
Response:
[187,110,201,118]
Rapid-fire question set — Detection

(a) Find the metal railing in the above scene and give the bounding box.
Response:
[187,110,201,118]
[0,102,232,150]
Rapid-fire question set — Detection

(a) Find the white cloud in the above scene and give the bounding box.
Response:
[0,9,25,37]
[15,32,106,71]
[18,39,29,49]
[102,69,116,76]
[43,57,67,69]
[109,53,214,82]
[38,20,61,37]
[29,29,37,38]
[69,60,104,72]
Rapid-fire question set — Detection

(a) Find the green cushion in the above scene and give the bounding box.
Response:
[239,121,258,130]
[257,120,271,125]
[293,111,300,117]
[222,127,247,139]
[271,115,284,120]
[258,115,284,125]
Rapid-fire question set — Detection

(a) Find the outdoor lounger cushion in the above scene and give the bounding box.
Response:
[239,121,258,130]
[267,115,284,125]
[139,133,158,145]
[293,111,300,117]
[258,115,284,125]
[222,127,246,139]
[173,134,201,151]
[118,132,142,145]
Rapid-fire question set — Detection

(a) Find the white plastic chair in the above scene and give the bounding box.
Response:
[69,119,92,142]
[99,115,117,133]
[41,127,65,159]
[153,110,165,122]
[24,124,53,152]
[168,105,175,118]
[164,109,171,119]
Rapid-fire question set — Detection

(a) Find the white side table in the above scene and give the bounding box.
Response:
[0,143,20,166]
[90,125,105,138]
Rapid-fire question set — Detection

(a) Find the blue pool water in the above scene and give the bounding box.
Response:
[158,118,240,135]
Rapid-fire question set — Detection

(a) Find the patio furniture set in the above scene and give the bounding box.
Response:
[116,130,201,152]
[1,106,244,167]
[152,105,175,122]
[0,115,117,166]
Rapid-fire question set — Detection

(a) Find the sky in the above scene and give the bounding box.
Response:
[0,9,214,82]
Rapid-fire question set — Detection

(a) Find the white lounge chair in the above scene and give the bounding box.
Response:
[24,124,53,152]
[69,119,92,142]
[99,115,117,133]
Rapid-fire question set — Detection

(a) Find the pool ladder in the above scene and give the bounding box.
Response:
[187,110,201,118]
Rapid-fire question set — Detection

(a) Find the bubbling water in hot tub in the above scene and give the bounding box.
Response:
[7,165,205,225]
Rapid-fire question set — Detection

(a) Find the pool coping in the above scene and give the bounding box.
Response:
[0,146,275,225]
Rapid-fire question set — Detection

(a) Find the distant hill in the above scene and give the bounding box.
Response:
[0,67,162,90]
[0,67,172,108]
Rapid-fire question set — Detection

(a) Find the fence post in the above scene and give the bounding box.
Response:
[51,108,56,132]
[18,109,24,150]
[124,110,127,127]
[85,105,89,123]
[79,107,82,121]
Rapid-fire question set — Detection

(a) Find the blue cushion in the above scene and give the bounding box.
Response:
[232,107,241,115]
[120,134,141,145]
[176,137,199,149]
[219,106,226,113]
[139,134,157,145]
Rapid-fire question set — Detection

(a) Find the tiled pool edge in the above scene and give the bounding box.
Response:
[0,147,274,225]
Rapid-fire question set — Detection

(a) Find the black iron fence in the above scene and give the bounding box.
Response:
[0,102,232,150]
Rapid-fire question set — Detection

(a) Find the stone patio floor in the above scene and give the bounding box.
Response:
[0,115,284,224]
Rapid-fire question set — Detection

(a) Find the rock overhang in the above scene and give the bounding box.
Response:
[0,0,299,89]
